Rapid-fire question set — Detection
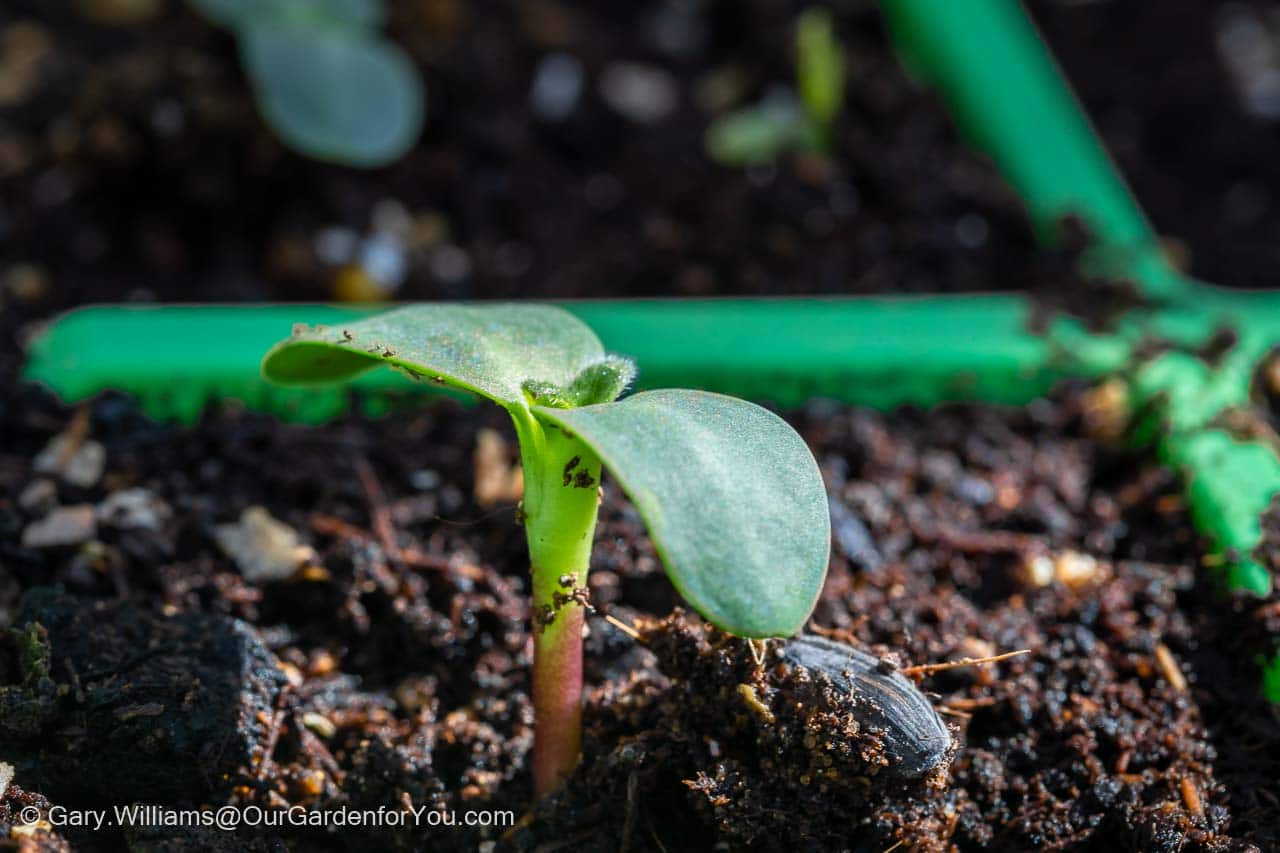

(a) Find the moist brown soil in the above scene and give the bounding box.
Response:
[1,0,1054,310]
[2,380,1278,851]
[1029,0,1280,288]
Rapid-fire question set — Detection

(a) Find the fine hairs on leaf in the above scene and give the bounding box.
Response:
[188,0,425,167]
[262,303,830,793]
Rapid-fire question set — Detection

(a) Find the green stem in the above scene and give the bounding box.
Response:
[514,412,603,796]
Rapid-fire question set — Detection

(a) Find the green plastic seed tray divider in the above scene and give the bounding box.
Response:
[21,0,1280,696]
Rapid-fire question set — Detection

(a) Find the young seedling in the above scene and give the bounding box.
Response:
[187,0,425,167]
[706,7,846,166]
[261,304,831,795]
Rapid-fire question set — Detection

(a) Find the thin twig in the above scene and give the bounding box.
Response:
[256,685,293,782]
[621,771,639,853]
[604,613,642,641]
[936,706,973,719]
[899,649,1030,677]
[354,456,401,561]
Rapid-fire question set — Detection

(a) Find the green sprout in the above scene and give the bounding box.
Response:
[706,6,845,166]
[261,304,831,795]
[188,0,425,167]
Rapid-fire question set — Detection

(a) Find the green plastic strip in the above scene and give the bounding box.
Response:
[21,297,1125,423]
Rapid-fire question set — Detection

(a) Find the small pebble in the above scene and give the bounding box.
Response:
[150,98,185,137]
[34,434,105,488]
[331,265,387,302]
[955,213,990,249]
[530,52,585,122]
[598,62,679,125]
[97,487,172,531]
[22,505,97,548]
[1053,551,1099,588]
[359,233,408,290]
[648,2,706,57]
[429,244,472,285]
[473,428,523,507]
[370,198,413,241]
[411,469,442,491]
[3,263,49,303]
[1022,553,1054,588]
[829,499,882,571]
[214,506,317,583]
[314,227,361,266]
[18,478,57,513]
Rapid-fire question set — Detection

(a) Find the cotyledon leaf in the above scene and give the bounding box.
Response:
[241,24,424,168]
[261,304,607,410]
[535,389,830,637]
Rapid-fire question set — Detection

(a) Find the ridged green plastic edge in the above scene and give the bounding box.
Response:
[21,297,1127,420]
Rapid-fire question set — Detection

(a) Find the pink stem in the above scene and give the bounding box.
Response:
[532,605,585,796]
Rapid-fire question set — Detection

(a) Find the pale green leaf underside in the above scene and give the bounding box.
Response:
[261,304,606,410]
[536,390,830,637]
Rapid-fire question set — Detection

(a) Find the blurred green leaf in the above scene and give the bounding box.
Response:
[242,24,424,167]
[189,0,385,30]
[705,92,812,166]
[796,7,845,128]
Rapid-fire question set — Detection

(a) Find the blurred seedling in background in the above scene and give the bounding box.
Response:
[261,304,831,795]
[188,0,425,167]
[706,7,845,166]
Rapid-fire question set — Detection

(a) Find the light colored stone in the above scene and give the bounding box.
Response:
[215,506,317,583]
[34,435,105,488]
[98,488,171,531]
[598,62,678,124]
[1053,551,1100,589]
[0,761,13,794]
[18,478,56,513]
[473,429,523,508]
[530,52,584,122]
[22,505,96,548]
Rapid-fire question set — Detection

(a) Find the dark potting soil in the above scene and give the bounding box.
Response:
[2,380,1278,851]
[0,0,1054,311]
[1029,0,1280,288]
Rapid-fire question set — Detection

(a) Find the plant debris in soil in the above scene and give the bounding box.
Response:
[3,0,1067,311]
[2,380,1279,851]
[1030,0,1280,287]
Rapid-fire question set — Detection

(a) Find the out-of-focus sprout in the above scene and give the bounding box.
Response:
[705,7,845,166]
[796,7,846,146]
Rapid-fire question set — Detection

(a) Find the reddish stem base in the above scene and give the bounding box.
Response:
[532,605,585,796]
